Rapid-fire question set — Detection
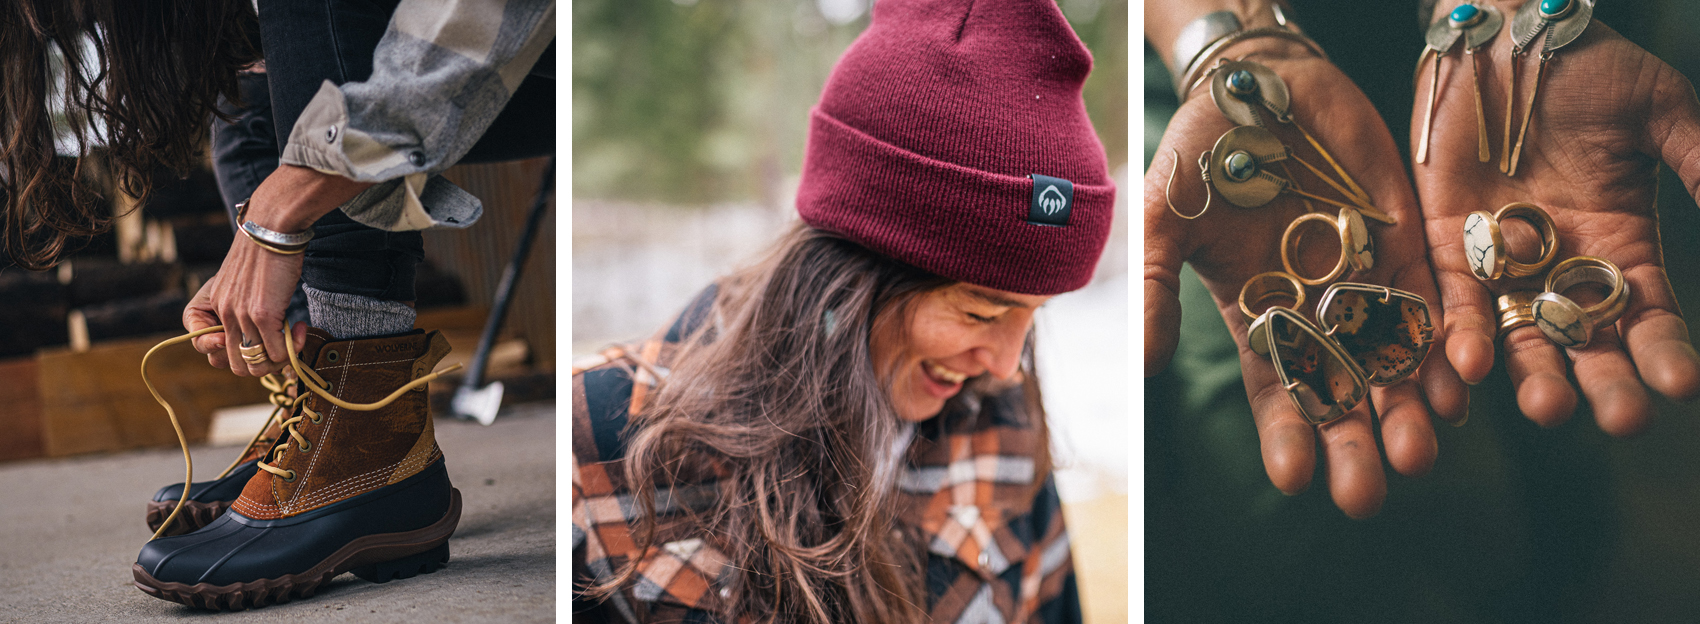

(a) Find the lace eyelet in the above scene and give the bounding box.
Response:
[310,413,323,424]
[326,350,340,363]
[282,470,297,482]
[298,440,312,452]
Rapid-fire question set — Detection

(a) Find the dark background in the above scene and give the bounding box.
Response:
[1145,2,1700,622]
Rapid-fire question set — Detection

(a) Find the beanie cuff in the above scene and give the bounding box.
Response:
[796,109,1114,295]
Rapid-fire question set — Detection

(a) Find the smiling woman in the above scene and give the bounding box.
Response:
[569,0,1114,621]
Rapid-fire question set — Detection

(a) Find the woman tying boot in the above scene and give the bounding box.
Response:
[0,0,552,611]
[570,0,1113,621]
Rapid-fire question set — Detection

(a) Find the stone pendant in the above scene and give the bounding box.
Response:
[1259,307,1366,426]
[1316,283,1437,386]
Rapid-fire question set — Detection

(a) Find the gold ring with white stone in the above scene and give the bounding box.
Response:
[1281,208,1373,287]
[1496,290,1539,339]
[1238,271,1306,322]
[1463,202,1558,281]
[1532,256,1629,349]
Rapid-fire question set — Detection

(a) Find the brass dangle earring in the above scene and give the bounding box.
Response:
[1416,3,1504,164]
[1501,0,1593,176]
[1203,59,1395,225]
[1183,126,1374,218]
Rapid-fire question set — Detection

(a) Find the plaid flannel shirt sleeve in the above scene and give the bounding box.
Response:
[281,0,555,232]
[572,348,731,623]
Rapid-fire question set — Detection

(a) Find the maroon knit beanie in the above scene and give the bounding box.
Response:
[796,0,1115,296]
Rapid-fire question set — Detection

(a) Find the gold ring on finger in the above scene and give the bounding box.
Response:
[1281,207,1372,287]
[1495,290,1539,339]
[1532,256,1630,349]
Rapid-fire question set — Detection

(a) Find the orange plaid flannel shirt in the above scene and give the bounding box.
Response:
[571,290,1081,623]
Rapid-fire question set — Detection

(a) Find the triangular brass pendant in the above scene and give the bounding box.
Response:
[1259,307,1366,425]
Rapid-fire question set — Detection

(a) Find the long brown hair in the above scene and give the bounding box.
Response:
[594,224,1051,622]
[0,0,259,269]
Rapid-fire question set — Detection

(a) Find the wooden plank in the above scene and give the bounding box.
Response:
[38,334,270,457]
[0,358,46,462]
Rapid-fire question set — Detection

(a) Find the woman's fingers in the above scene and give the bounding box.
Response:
[1501,325,1578,426]
[1370,380,1439,479]
[1317,406,1387,520]
[1143,149,1190,376]
[231,315,263,377]
[253,305,289,374]
[184,275,226,357]
[1565,326,1652,436]
[1241,345,1317,496]
[1618,264,1700,402]
[1435,268,1499,384]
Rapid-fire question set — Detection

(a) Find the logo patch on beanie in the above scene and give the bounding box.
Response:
[1028,175,1073,227]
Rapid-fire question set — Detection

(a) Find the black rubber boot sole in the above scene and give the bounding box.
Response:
[132,488,461,611]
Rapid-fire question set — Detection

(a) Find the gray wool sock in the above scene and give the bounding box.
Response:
[303,285,417,340]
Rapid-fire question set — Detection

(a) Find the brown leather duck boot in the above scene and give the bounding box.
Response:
[146,374,293,536]
[134,327,462,611]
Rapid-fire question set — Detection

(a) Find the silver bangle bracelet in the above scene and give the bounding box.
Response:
[1172,11,1243,93]
[235,198,315,248]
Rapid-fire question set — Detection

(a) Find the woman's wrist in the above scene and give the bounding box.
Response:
[1148,0,1292,72]
[243,165,375,235]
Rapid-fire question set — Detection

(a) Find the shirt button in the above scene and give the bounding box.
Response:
[325,125,338,143]
[409,151,426,167]
[977,551,990,568]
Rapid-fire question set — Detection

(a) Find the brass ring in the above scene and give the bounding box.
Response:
[1532,256,1629,349]
[1238,271,1307,322]
[240,340,269,365]
[1496,290,1539,339]
[1281,208,1371,286]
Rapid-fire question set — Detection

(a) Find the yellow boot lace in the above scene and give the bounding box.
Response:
[141,322,461,540]
[211,372,296,480]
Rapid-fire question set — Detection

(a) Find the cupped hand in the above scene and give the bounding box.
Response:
[182,230,308,377]
[1413,10,1700,435]
[1146,43,1469,518]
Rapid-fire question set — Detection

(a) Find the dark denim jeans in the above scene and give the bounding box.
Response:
[211,0,554,303]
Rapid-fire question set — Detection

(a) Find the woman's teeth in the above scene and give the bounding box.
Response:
[925,361,967,384]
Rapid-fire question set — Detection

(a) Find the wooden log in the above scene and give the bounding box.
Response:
[0,358,46,462]
[0,271,69,358]
[76,292,189,344]
[64,259,180,308]
[37,336,270,457]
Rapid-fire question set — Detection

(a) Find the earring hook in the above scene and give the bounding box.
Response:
[1166,148,1212,220]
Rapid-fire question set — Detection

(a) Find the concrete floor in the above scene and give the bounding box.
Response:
[0,402,556,623]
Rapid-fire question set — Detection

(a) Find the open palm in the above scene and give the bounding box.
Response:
[1413,14,1700,434]
[1147,45,1468,518]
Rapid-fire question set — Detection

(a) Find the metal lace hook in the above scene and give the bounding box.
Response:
[1165,148,1212,220]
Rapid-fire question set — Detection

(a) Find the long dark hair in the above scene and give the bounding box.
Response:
[0,0,259,269]
[591,224,1051,622]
